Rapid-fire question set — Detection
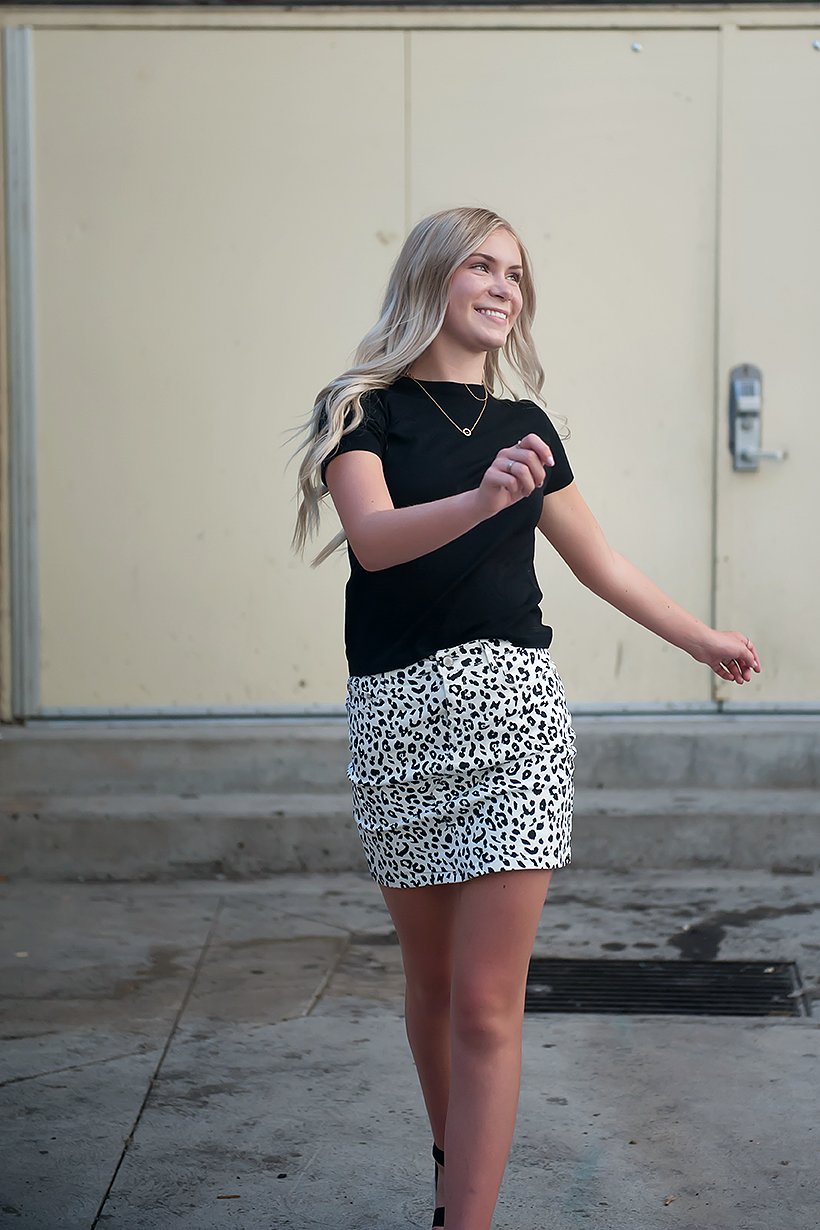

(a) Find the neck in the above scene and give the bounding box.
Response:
[407,341,487,385]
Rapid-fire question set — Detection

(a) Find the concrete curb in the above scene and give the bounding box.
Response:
[2,788,817,879]
[3,717,820,791]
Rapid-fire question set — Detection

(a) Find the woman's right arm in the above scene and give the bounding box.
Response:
[324,435,554,571]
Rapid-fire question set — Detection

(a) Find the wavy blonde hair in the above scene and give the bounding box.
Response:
[289,205,549,567]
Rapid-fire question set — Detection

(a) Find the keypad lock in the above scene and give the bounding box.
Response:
[729,363,787,472]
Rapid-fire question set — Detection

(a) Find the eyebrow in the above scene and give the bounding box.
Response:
[471,252,524,271]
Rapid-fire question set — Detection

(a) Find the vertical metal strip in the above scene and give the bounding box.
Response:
[710,22,732,708]
[404,29,411,235]
[3,26,40,718]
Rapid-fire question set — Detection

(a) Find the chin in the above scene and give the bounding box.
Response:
[474,326,509,344]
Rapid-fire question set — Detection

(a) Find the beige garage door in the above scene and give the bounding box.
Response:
[715,28,820,707]
[8,22,818,714]
[30,28,405,713]
[411,29,720,707]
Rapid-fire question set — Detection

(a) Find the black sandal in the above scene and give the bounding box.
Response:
[432,1141,445,1228]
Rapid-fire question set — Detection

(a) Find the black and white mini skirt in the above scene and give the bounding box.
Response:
[344,637,576,888]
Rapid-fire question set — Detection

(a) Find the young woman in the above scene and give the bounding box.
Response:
[291,206,760,1230]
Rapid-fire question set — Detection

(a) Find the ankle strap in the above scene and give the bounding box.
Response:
[432,1142,445,1165]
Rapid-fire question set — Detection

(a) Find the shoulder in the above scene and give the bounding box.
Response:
[513,398,569,445]
[318,385,390,432]
[360,386,390,420]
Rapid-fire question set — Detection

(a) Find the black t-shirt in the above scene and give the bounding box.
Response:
[320,375,574,677]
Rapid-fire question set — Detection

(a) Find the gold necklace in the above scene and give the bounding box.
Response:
[409,376,489,438]
[463,379,489,402]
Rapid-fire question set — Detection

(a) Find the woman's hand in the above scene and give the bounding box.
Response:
[691,630,762,685]
[475,433,555,519]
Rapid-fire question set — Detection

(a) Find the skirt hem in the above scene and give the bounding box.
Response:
[369,855,572,890]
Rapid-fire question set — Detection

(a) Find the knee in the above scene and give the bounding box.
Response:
[452,983,524,1052]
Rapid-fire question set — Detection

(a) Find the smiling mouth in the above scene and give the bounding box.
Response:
[475,308,508,322]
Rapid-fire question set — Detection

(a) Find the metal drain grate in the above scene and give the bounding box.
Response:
[524,958,810,1017]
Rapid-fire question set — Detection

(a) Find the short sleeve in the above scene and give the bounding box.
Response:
[524,404,574,494]
[319,389,388,487]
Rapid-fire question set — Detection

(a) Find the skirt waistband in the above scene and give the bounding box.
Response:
[350,637,550,685]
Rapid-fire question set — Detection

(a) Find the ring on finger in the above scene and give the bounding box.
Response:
[507,459,515,473]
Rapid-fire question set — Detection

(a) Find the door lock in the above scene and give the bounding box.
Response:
[729,363,787,472]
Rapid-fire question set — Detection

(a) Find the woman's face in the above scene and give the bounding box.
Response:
[441,227,525,356]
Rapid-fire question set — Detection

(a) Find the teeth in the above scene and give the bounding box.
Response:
[477,309,506,321]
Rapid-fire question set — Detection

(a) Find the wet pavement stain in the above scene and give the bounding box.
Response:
[668,902,819,961]
[150,1079,250,1109]
[110,944,191,999]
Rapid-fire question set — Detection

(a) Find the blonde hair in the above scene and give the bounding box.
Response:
[289,205,548,567]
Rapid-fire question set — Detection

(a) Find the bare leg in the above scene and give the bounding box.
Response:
[444,867,553,1230]
[379,881,463,1215]
[380,868,553,1228]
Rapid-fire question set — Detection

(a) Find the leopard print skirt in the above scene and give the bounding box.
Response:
[345,637,576,888]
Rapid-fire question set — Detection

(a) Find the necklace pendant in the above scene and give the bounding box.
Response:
[408,375,486,439]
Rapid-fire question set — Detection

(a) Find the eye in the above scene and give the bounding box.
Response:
[471,261,522,284]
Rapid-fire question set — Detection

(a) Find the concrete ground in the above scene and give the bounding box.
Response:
[1,867,819,1230]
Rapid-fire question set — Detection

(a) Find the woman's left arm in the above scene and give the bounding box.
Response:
[537,481,761,685]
